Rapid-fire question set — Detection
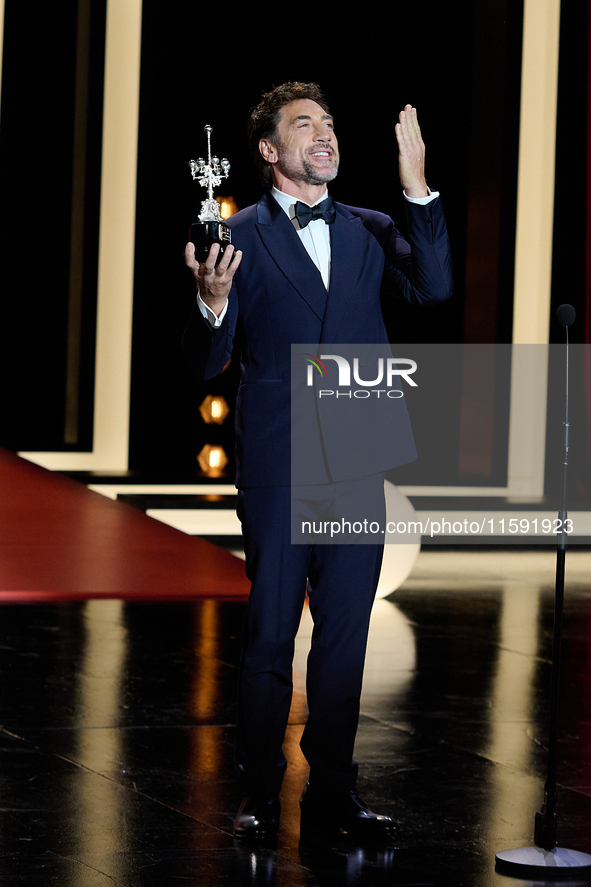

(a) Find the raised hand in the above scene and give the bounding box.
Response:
[395,105,429,199]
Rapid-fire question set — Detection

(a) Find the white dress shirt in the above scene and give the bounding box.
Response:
[271,186,333,288]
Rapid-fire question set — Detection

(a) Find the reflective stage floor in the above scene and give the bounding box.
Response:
[2,549,591,886]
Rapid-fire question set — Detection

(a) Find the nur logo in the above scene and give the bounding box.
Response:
[302,352,417,399]
[303,354,329,385]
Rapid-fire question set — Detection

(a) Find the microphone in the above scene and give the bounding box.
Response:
[556,304,576,327]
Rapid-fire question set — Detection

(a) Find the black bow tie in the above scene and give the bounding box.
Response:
[294,197,336,228]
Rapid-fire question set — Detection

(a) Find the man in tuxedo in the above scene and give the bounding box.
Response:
[183,82,452,841]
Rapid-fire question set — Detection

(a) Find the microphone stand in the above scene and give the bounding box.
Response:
[496,306,591,876]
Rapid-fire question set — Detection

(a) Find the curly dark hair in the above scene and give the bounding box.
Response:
[247,82,331,187]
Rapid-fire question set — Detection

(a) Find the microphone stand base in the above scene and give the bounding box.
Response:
[496,846,591,878]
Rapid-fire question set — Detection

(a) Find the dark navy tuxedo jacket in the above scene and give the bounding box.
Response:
[183,191,453,488]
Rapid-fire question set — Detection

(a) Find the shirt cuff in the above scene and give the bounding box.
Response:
[403,187,440,205]
[197,292,228,328]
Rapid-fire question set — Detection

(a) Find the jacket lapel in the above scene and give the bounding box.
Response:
[255,192,328,321]
[320,204,372,342]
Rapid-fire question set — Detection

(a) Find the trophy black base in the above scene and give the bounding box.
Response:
[190,221,232,265]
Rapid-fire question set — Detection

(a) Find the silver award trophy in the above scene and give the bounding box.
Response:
[188,125,231,264]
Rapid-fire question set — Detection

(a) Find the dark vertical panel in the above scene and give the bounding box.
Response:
[463,0,523,344]
[64,0,92,445]
[546,1,591,506]
[0,2,77,448]
[550,1,589,344]
[586,0,591,346]
[0,0,105,451]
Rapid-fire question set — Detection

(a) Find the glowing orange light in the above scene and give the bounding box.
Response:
[197,445,228,477]
[216,195,239,220]
[199,394,230,425]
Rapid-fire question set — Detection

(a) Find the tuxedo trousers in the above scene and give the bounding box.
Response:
[235,476,385,796]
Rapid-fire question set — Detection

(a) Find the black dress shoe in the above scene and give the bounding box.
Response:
[233,795,280,839]
[300,781,397,841]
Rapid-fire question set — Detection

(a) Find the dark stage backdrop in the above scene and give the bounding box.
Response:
[1,0,587,476]
[129,0,522,472]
